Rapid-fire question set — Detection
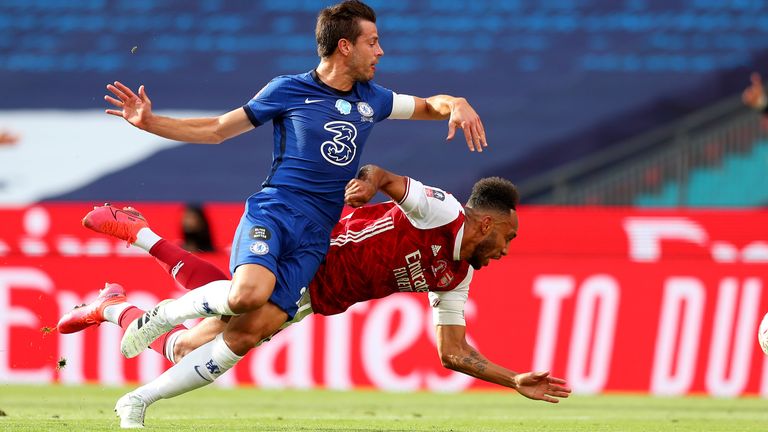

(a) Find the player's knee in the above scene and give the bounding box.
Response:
[223,329,263,354]
[227,280,272,313]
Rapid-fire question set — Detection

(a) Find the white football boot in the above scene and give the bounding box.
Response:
[120,299,174,358]
[114,392,147,429]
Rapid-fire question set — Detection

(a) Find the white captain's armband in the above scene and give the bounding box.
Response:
[428,270,471,326]
[389,93,416,119]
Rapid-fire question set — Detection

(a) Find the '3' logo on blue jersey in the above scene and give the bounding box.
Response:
[321,121,358,166]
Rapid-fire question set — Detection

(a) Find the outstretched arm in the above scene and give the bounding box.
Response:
[408,95,486,152]
[105,81,254,144]
[344,164,407,207]
[435,324,571,403]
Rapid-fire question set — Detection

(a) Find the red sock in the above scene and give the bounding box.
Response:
[148,239,229,290]
[117,306,187,362]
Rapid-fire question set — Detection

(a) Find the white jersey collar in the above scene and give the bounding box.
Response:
[453,208,465,261]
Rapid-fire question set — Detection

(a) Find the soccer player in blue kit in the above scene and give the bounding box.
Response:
[103,1,486,426]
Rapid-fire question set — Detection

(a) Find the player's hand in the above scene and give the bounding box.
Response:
[513,370,571,403]
[742,72,767,110]
[0,130,19,146]
[446,98,487,152]
[344,178,377,207]
[105,81,154,129]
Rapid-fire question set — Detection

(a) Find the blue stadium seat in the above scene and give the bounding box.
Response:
[635,140,768,207]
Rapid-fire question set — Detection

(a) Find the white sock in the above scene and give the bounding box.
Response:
[134,227,161,251]
[102,303,131,325]
[133,334,243,405]
[163,280,235,324]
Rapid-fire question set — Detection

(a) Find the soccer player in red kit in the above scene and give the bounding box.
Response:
[60,165,571,427]
[310,163,479,317]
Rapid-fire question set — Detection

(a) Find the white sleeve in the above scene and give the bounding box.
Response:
[388,93,415,119]
[398,178,462,229]
[428,268,472,326]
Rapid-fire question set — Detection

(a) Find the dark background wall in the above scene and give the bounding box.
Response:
[2,0,768,203]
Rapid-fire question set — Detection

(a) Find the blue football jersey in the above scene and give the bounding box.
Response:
[243,70,394,230]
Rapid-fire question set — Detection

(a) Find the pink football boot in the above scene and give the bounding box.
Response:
[82,204,148,246]
[57,283,127,334]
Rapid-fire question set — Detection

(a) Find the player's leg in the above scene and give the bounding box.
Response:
[119,196,286,358]
[262,213,330,327]
[170,284,315,362]
[119,264,276,358]
[116,304,288,428]
[56,282,231,364]
[148,239,230,290]
[117,304,187,363]
[173,283,318,360]
[116,211,325,427]
[171,316,228,362]
[56,283,186,363]
[82,204,229,289]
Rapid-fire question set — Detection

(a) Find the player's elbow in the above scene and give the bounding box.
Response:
[439,353,454,370]
[207,117,235,144]
[206,131,226,144]
[438,349,463,371]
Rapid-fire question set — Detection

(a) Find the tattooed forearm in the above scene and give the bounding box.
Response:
[442,345,518,388]
[460,350,489,375]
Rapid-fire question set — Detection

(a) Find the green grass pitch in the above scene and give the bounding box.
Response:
[0,384,766,431]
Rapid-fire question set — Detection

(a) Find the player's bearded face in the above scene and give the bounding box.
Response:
[469,211,518,270]
[349,50,372,82]
[349,21,383,82]
[468,234,499,270]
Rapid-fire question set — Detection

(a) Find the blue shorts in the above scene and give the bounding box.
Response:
[229,192,330,319]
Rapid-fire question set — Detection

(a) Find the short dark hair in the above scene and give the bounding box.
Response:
[316,1,377,58]
[467,177,519,213]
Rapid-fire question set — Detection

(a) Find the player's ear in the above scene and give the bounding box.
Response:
[338,38,352,56]
[480,215,493,235]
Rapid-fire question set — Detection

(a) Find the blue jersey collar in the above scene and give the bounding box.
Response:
[310,69,355,97]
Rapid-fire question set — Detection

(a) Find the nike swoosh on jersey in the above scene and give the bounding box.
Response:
[305,98,323,104]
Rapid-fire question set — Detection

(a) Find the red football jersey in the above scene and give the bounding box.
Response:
[309,178,471,316]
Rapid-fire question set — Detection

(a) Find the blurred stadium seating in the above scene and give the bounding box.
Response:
[2,0,768,204]
[523,96,768,206]
[636,139,768,207]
